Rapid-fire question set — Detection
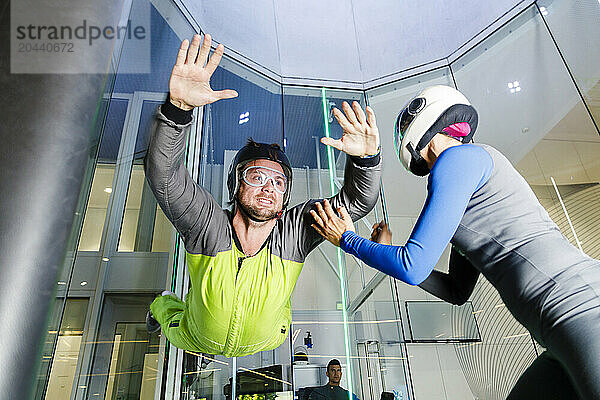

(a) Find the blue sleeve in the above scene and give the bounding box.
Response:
[340,145,493,285]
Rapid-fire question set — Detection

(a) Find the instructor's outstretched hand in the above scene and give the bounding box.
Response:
[310,199,355,247]
[169,34,238,110]
[321,101,380,157]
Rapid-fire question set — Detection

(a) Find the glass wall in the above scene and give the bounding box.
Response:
[285,86,366,400]
[195,57,408,400]
[364,1,600,399]
[366,67,483,400]
[32,19,123,400]
[182,51,284,400]
[36,0,599,400]
[35,0,197,398]
[537,0,600,126]
[449,5,600,398]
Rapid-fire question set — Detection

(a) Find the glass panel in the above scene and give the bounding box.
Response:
[39,2,597,399]
[103,322,160,400]
[405,302,480,342]
[537,0,600,126]
[118,100,176,252]
[348,279,411,400]
[446,4,599,399]
[43,298,89,400]
[188,47,285,400]
[405,342,537,400]
[284,87,345,362]
[452,5,600,259]
[33,19,122,397]
[284,86,392,400]
[365,68,454,302]
[29,0,600,398]
[38,0,199,399]
[181,352,233,400]
[78,98,129,251]
[85,295,161,398]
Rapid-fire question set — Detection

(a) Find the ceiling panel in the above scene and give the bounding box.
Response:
[353,0,526,83]
[274,0,362,83]
[180,0,281,75]
[179,0,527,84]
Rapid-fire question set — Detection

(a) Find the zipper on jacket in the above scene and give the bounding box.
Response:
[237,256,245,278]
[225,256,246,355]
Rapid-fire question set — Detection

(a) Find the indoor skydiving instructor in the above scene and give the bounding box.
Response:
[312,85,600,399]
[144,34,381,358]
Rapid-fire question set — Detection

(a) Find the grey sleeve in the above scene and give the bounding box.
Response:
[144,106,228,254]
[299,153,382,257]
[417,247,480,305]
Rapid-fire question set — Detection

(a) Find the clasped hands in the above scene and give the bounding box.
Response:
[310,199,392,247]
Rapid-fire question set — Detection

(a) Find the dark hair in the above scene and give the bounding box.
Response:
[237,138,283,172]
[246,137,282,151]
[380,392,395,400]
[327,359,341,370]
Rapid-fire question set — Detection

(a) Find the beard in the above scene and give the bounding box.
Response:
[238,200,279,222]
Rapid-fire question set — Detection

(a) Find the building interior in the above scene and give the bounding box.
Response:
[2,0,599,399]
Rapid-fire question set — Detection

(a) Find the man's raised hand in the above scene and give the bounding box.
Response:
[169,34,238,110]
[321,101,380,157]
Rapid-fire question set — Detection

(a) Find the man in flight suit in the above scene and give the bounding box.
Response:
[145,34,381,358]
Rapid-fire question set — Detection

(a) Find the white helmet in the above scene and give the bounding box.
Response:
[393,85,478,176]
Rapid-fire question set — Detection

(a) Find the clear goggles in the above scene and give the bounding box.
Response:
[242,166,288,194]
[393,96,426,155]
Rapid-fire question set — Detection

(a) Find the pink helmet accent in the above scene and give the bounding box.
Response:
[442,122,471,138]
